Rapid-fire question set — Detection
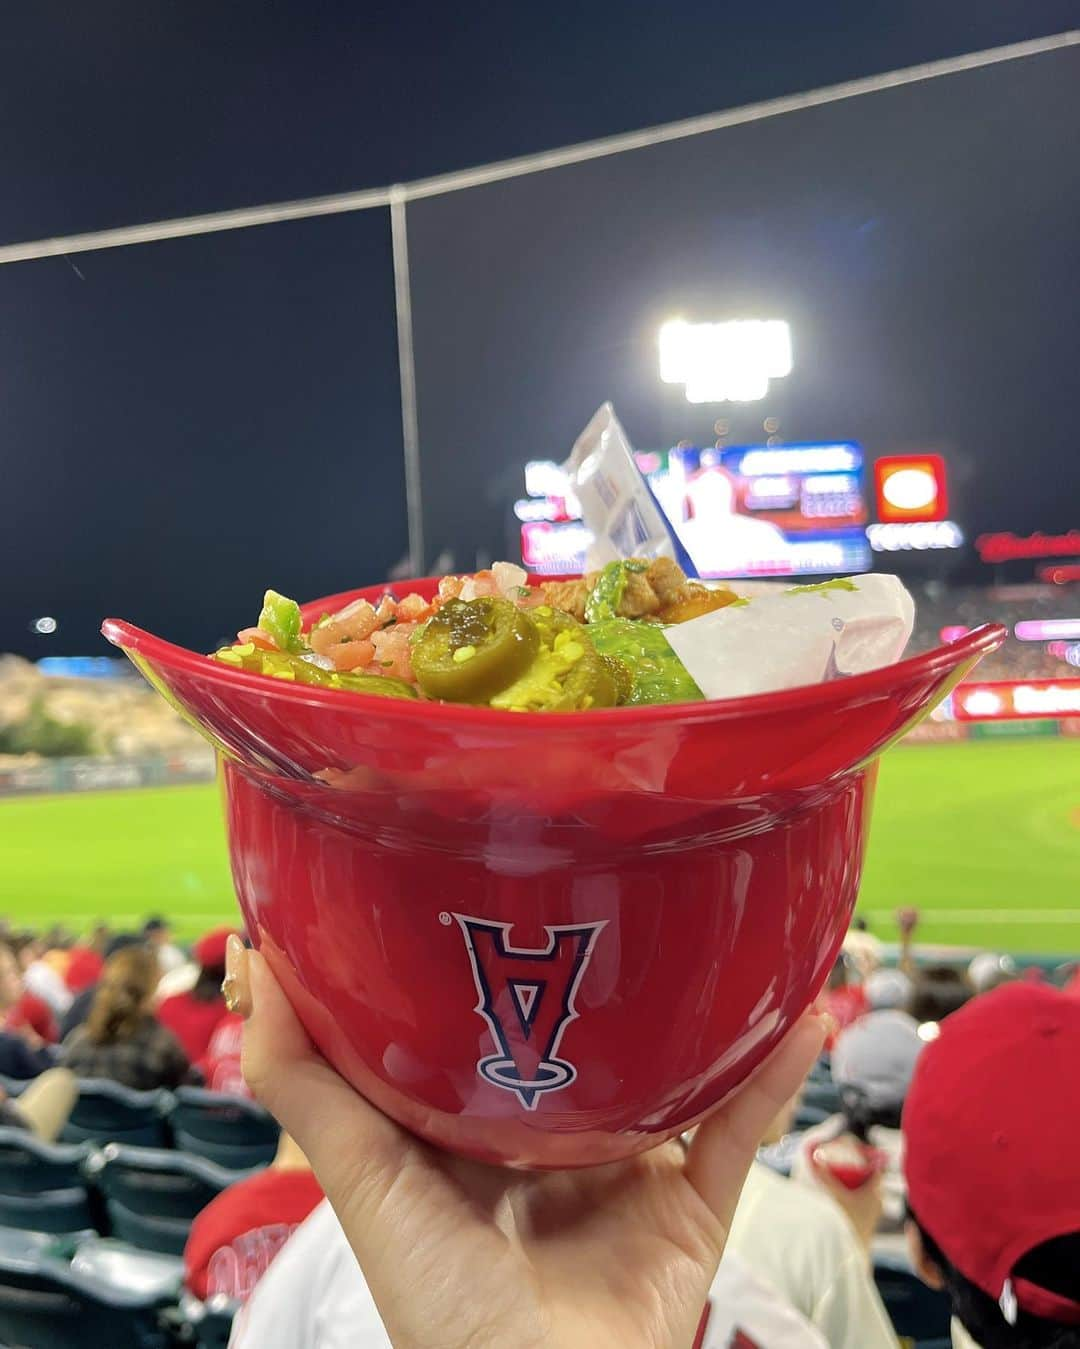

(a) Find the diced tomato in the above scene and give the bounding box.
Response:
[371,622,418,681]
[396,593,434,622]
[309,600,380,656]
[329,639,376,671]
[237,627,277,651]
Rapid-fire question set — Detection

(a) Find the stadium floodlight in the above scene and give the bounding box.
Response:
[659,319,792,403]
[32,616,57,634]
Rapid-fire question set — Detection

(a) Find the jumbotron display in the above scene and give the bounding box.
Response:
[517,442,872,578]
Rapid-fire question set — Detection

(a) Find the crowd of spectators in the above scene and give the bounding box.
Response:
[0,916,243,1128]
[909,582,1078,683]
[0,908,1075,1348]
[220,912,1080,1349]
[0,916,239,1095]
[0,914,325,1315]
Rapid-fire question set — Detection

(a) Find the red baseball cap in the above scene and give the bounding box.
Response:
[193,927,239,970]
[904,983,1080,1325]
[64,946,104,993]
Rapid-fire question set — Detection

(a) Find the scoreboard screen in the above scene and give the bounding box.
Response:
[518,441,871,578]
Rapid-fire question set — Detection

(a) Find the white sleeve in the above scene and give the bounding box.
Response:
[312,1257,393,1349]
[230,1202,392,1349]
[25,963,73,1015]
[810,1243,899,1349]
[706,1254,828,1348]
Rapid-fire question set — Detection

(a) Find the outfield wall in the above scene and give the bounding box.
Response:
[0,748,215,796]
[907,717,1080,744]
[0,716,1076,796]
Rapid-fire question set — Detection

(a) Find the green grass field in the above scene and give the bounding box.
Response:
[1,739,1077,953]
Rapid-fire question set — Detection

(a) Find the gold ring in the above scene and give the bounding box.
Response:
[222,973,241,1014]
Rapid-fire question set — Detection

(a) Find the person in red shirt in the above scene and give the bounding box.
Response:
[157,928,238,1063]
[195,1010,249,1097]
[0,943,59,1045]
[184,1133,322,1302]
[819,954,867,1051]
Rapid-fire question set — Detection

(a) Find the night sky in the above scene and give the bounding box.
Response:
[2,3,1077,658]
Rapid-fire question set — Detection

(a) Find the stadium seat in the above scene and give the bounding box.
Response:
[806,1054,832,1085]
[179,1293,239,1349]
[60,1079,172,1149]
[792,1103,831,1131]
[169,1086,279,1170]
[756,1131,802,1177]
[69,1235,183,1300]
[86,1144,253,1257]
[0,1128,96,1235]
[0,1242,174,1349]
[0,1076,29,1100]
[874,1252,953,1346]
[0,1226,76,1266]
[800,1079,842,1116]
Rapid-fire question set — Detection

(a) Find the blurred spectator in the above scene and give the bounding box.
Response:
[843,921,884,981]
[12,934,72,1018]
[831,1009,923,1131]
[725,1088,899,1348]
[229,1200,417,1347]
[864,968,913,1013]
[0,1027,54,1080]
[143,916,186,974]
[908,582,1075,685]
[910,965,972,1027]
[905,984,1080,1349]
[63,941,104,995]
[699,1252,831,1346]
[967,951,1017,996]
[0,975,57,1080]
[821,953,868,1050]
[58,932,144,1040]
[60,946,189,1090]
[90,922,111,954]
[42,925,74,953]
[196,1009,247,1096]
[0,942,59,1044]
[157,927,236,1062]
[154,958,199,1001]
[0,1068,78,1142]
[795,1009,925,1234]
[895,906,920,978]
[184,1132,321,1302]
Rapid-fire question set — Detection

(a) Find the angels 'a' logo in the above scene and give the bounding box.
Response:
[453,915,605,1109]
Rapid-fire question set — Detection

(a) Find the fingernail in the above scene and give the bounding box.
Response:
[222,934,252,1018]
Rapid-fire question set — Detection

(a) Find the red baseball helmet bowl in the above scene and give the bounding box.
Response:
[102,580,1003,1169]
